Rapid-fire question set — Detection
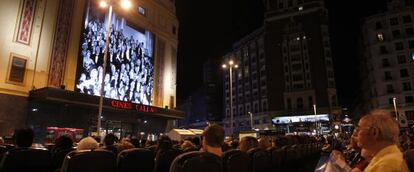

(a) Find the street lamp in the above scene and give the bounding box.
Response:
[248,112,253,130]
[97,0,131,137]
[313,104,318,135]
[222,60,238,136]
[393,97,398,121]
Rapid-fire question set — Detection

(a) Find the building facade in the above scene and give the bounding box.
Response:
[223,0,341,135]
[0,0,180,137]
[177,59,222,129]
[355,0,414,126]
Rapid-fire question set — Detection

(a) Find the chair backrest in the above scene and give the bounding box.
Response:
[268,147,284,169]
[117,148,155,172]
[0,148,52,172]
[51,148,75,171]
[170,151,223,172]
[404,149,414,172]
[247,148,272,172]
[154,148,182,172]
[222,149,250,172]
[0,146,7,159]
[60,149,116,172]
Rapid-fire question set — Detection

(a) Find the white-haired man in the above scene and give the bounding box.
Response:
[356,109,409,172]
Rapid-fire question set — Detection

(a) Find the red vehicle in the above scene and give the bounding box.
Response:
[45,127,84,144]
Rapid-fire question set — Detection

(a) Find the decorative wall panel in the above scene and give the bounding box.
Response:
[16,0,37,45]
[48,0,74,87]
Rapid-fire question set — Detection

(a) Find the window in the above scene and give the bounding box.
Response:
[385,71,392,80]
[397,55,406,64]
[308,96,313,108]
[400,69,409,77]
[293,84,304,89]
[406,96,414,103]
[387,84,394,93]
[390,17,399,26]
[377,33,385,41]
[403,82,412,91]
[8,55,27,83]
[293,74,303,81]
[389,98,394,105]
[406,28,414,35]
[403,15,412,23]
[287,98,292,109]
[382,58,390,67]
[376,21,383,29]
[331,95,337,106]
[395,42,404,50]
[392,30,401,38]
[297,97,303,109]
[380,46,388,54]
[138,6,146,16]
[409,40,414,49]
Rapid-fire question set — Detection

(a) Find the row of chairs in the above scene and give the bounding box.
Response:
[173,142,322,172]
[0,143,322,172]
[0,148,156,172]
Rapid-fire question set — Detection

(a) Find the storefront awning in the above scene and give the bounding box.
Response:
[29,87,184,119]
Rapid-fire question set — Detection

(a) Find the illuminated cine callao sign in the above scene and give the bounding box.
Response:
[111,100,156,113]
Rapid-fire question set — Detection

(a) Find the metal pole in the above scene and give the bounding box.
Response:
[249,112,253,129]
[98,5,113,137]
[393,97,398,121]
[313,104,318,134]
[229,66,233,136]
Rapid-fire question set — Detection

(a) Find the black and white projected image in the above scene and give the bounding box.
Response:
[76,1,154,105]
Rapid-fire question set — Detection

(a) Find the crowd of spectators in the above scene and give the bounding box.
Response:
[2,108,413,172]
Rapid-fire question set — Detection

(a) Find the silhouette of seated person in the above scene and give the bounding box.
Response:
[238,136,258,152]
[202,124,225,157]
[181,140,197,152]
[13,128,34,149]
[102,133,118,155]
[154,135,181,172]
[51,135,74,171]
[77,136,99,151]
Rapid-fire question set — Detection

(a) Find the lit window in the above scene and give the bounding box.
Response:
[298,6,303,11]
[411,52,414,61]
[377,33,384,42]
[296,37,300,41]
[138,6,146,16]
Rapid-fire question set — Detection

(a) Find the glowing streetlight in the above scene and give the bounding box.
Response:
[97,0,131,137]
[222,59,238,136]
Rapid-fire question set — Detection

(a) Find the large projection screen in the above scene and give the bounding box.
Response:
[75,0,155,105]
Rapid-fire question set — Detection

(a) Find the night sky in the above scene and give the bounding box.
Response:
[175,0,387,108]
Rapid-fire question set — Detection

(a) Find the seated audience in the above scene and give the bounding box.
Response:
[258,137,272,150]
[239,136,258,152]
[201,124,225,156]
[356,109,409,172]
[77,136,99,150]
[181,140,197,152]
[116,139,135,153]
[14,128,34,148]
[102,133,118,155]
[51,135,73,153]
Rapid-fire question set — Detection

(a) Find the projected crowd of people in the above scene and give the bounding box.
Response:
[76,14,154,105]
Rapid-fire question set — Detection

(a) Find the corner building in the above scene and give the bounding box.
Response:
[222,0,341,135]
[355,0,414,126]
[0,0,182,138]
